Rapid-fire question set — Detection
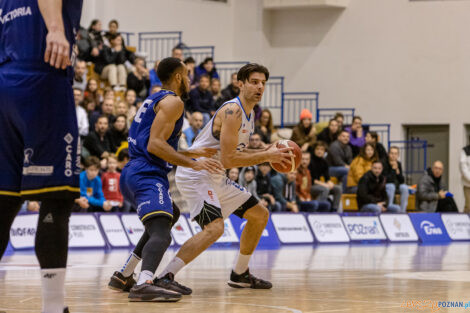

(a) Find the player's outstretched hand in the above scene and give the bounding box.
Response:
[267,145,293,167]
[191,147,218,158]
[192,158,224,174]
[44,30,71,69]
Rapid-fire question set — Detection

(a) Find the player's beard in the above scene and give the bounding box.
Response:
[179,80,189,101]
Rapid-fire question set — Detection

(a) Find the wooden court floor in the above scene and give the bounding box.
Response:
[1,243,470,312]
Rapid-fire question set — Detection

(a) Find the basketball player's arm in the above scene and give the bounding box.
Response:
[38,0,71,69]
[147,97,223,173]
[219,104,292,168]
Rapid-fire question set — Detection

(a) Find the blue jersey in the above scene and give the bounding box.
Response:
[128,90,184,176]
[0,0,82,76]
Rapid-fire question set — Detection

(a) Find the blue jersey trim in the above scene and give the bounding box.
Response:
[236,96,252,121]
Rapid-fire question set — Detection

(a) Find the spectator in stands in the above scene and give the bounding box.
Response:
[94,34,127,90]
[171,47,184,61]
[256,163,281,211]
[357,160,401,213]
[227,167,240,183]
[291,109,317,152]
[239,166,259,200]
[84,115,113,159]
[255,109,274,144]
[77,26,93,61]
[248,133,265,150]
[383,146,408,213]
[84,78,100,106]
[73,59,87,91]
[184,57,197,88]
[102,88,115,103]
[187,74,214,125]
[74,88,89,138]
[347,143,378,193]
[101,155,126,212]
[309,143,342,212]
[149,60,162,88]
[317,118,340,146]
[115,101,129,117]
[326,130,353,191]
[220,72,240,102]
[211,78,223,105]
[345,116,366,157]
[127,57,150,98]
[77,156,112,212]
[334,112,344,131]
[460,141,470,213]
[104,19,120,45]
[90,97,116,128]
[87,19,104,60]
[195,57,219,82]
[109,114,128,152]
[183,112,204,148]
[124,88,137,108]
[366,131,387,164]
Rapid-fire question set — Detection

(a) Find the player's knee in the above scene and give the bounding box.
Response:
[246,204,269,225]
[204,218,225,241]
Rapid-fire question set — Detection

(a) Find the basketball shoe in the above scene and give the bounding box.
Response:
[227,268,272,289]
[108,271,136,292]
[128,283,182,302]
[153,273,192,295]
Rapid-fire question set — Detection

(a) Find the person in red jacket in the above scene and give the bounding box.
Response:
[101,154,124,211]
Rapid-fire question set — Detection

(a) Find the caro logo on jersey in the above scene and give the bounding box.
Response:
[156,183,165,204]
[420,221,443,235]
[64,133,74,177]
[0,7,32,25]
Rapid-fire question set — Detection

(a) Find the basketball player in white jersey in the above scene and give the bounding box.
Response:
[157,63,293,289]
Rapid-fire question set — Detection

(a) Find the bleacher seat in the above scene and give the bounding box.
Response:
[341,194,416,212]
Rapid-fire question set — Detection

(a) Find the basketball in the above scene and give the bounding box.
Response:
[270,140,302,173]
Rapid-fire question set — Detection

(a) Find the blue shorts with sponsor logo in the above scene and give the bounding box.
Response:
[120,159,173,223]
[0,61,80,200]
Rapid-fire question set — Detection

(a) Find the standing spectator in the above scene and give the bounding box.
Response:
[227,167,240,183]
[357,161,401,213]
[94,34,127,90]
[297,154,332,212]
[366,131,387,164]
[77,156,112,212]
[73,88,89,138]
[255,109,274,144]
[238,167,259,200]
[383,146,408,213]
[184,57,197,88]
[308,143,342,212]
[317,118,340,146]
[73,59,87,91]
[171,47,183,61]
[84,78,100,106]
[211,78,222,104]
[88,19,104,60]
[127,57,150,98]
[460,142,470,213]
[195,57,219,82]
[326,130,353,190]
[102,155,126,212]
[334,112,344,131]
[256,163,281,211]
[187,74,214,125]
[183,112,204,148]
[345,116,366,157]
[346,143,377,193]
[84,116,113,158]
[291,109,317,152]
[109,114,128,152]
[220,72,240,102]
[149,60,162,88]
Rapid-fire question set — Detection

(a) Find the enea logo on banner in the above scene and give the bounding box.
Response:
[441,214,470,240]
[99,214,130,247]
[121,214,145,246]
[271,213,314,244]
[342,216,387,241]
[9,214,39,249]
[408,213,451,244]
[189,218,239,243]
[380,214,418,242]
[307,214,349,243]
[229,215,280,248]
[171,216,193,245]
[69,215,106,248]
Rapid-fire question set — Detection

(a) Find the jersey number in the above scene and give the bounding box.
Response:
[134,99,153,123]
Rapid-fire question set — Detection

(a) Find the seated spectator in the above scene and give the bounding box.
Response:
[87,19,104,61]
[127,57,150,98]
[271,172,299,212]
[109,114,128,152]
[90,97,116,128]
[171,46,184,61]
[94,34,127,90]
[345,116,366,157]
[186,74,214,125]
[334,112,344,131]
[102,87,115,103]
[84,115,113,158]
[255,109,275,144]
[76,25,93,61]
[84,78,100,105]
[195,57,219,82]
[182,112,203,148]
[115,101,129,117]
[227,167,240,183]
[290,109,316,152]
[357,160,400,213]
[211,78,222,104]
[460,141,470,213]
[326,130,353,190]
[184,57,197,88]
[220,72,240,103]
[383,146,408,213]
[73,88,89,138]
[417,161,457,212]
[297,154,332,212]
[101,155,127,212]
[308,143,342,212]
[366,131,387,164]
[238,166,259,200]
[317,118,340,146]
[256,163,281,211]
[347,143,377,193]
[76,156,112,212]
[124,89,137,121]
[73,59,87,91]
[149,60,162,88]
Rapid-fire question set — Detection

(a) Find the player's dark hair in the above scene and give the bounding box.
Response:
[237,63,269,83]
[157,57,184,84]
[84,156,100,169]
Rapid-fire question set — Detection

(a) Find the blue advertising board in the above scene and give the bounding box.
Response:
[408,213,451,244]
[229,215,280,249]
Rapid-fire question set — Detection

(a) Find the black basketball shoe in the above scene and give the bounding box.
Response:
[153,273,192,295]
[128,283,182,302]
[108,271,136,292]
[227,269,272,289]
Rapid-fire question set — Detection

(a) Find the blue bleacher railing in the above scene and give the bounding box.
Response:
[388,140,428,183]
[138,31,182,64]
[367,123,391,148]
[215,61,249,87]
[316,108,355,124]
[185,46,215,65]
[282,92,319,127]
[261,76,284,127]
[120,32,135,47]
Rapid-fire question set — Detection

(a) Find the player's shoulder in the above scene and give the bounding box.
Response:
[218,101,242,121]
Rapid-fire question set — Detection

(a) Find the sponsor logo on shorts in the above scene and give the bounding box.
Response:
[156,183,164,205]
[208,190,214,201]
[23,148,34,165]
[64,133,74,177]
[0,7,32,25]
[137,200,151,214]
[23,166,54,176]
[127,137,137,145]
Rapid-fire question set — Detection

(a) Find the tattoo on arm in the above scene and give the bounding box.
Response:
[213,129,221,140]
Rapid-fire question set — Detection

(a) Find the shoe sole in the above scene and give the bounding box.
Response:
[227,280,273,289]
[154,283,192,295]
[128,293,182,302]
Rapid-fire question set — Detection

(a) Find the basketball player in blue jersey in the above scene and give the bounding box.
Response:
[0,1,82,312]
[109,57,223,302]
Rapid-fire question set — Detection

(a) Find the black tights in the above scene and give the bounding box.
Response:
[140,216,172,274]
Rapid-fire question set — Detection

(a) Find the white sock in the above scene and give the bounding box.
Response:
[158,257,186,278]
[233,253,251,275]
[137,270,154,285]
[41,268,66,313]
[120,253,141,277]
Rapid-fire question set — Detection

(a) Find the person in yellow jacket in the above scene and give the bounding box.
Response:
[346,143,378,193]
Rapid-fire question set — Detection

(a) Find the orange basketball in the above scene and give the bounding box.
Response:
[270,140,302,173]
